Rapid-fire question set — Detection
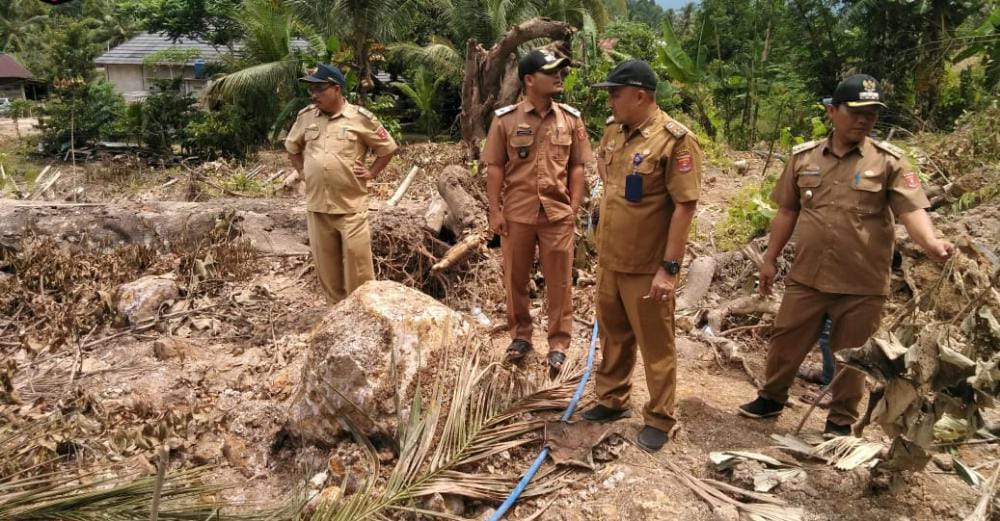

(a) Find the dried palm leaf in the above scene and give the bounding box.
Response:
[811,436,884,471]
[313,338,583,520]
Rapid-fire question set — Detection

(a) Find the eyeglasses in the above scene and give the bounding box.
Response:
[307,83,335,94]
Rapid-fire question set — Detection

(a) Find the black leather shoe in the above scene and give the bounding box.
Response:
[738,397,785,418]
[636,426,669,452]
[504,339,533,362]
[823,420,852,439]
[581,404,632,423]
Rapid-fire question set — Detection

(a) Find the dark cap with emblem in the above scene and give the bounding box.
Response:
[831,73,887,108]
[518,50,571,80]
[592,59,657,91]
[299,64,346,85]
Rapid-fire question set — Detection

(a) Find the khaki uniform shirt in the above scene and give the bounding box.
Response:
[285,102,398,214]
[481,100,594,224]
[596,110,702,274]
[773,135,930,296]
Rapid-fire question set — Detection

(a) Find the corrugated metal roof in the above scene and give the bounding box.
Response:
[0,53,34,80]
[96,32,315,66]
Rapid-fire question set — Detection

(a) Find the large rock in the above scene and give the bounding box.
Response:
[288,280,470,443]
[115,274,179,325]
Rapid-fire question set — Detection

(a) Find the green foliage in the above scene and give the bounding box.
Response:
[392,67,444,138]
[366,95,403,144]
[43,20,103,83]
[714,174,779,250]
[38,79,127,153]
[601,20,657,62]
[126,79,199,154]
[183,103,264,159]
[131,0,243,45]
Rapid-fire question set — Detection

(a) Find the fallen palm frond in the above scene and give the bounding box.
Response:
[660,457,803,521]
[312,338,584,520]
[811,436,884,471]
[0,466,230,521]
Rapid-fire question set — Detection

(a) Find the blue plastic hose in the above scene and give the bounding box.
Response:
[487,320,599,521]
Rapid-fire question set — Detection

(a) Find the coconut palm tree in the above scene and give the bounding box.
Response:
[392,66,445,137]
[206,0,325,135]
[0,0,48,53]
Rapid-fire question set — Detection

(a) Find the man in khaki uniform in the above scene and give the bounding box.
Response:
[738,74,953,436]
[482,50,593,374]
[286,64,399,303]
[580,60,703,453]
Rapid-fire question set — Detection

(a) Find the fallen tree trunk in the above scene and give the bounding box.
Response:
[677,256,717,310]
[437,165,486,236]
[706,295,781,335]
[0,198,309,254]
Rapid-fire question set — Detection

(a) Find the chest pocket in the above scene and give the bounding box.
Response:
[549,132,572,161]
[509,134,534,163]
[796,173,821,208]
[303,125,323,152]
[850,173,885,214]
[329,128,360,159]
[635,157,666,195]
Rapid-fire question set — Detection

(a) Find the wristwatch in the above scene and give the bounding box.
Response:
[661,260,681,275]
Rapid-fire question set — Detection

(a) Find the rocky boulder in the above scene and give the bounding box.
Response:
[288,280,470,443]
[115,274,180,325]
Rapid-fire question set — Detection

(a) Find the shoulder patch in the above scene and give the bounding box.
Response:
[560,103,581,118]
[605,115,615,125]
[792,140,822,155]
[872,139,904,159]
[494,105,516,117]
[357,106,376,119]
[664,119,689,139]
[297,104,316,116]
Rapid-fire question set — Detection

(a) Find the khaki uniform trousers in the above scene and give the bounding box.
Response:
[595,268,677,432]
[759,280,885,426]
[307,210,375,304]
[500,212,575,352]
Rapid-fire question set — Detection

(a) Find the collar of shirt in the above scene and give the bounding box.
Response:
[821,133,874,158]
[314,102,355,120]
[621,110,661,140]
[520,99,561,119]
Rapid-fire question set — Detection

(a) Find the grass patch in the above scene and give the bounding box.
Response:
[714,174,779,251]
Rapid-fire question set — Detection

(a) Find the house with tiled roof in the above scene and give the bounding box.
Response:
[94,32,234,103]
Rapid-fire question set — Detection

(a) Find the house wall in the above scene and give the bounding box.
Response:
[103,64,145,94]
[0,84,25,99]
[103,64,208,98]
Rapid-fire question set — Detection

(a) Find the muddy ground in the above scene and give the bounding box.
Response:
[1,119,998,521]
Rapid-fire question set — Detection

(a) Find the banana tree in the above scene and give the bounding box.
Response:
[652,17,721,138]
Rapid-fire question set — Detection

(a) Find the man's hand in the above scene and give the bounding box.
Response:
[759,257,777,297]
[924,238,954,262]
[353,158,375,181]
[646,268,676,302]
[489,210,508,237]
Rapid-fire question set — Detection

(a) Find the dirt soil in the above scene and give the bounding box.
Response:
[1,129,997,521]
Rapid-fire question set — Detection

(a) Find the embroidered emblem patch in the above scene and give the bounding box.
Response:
[903,171,921,189]
[676,152,693,173]
[576,126,587,140]
[375,126,388,140]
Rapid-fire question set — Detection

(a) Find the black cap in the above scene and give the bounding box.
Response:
[592,59,657,91]
[518,50,570,80]
[299,64,346,85]
[831,74,887,108]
